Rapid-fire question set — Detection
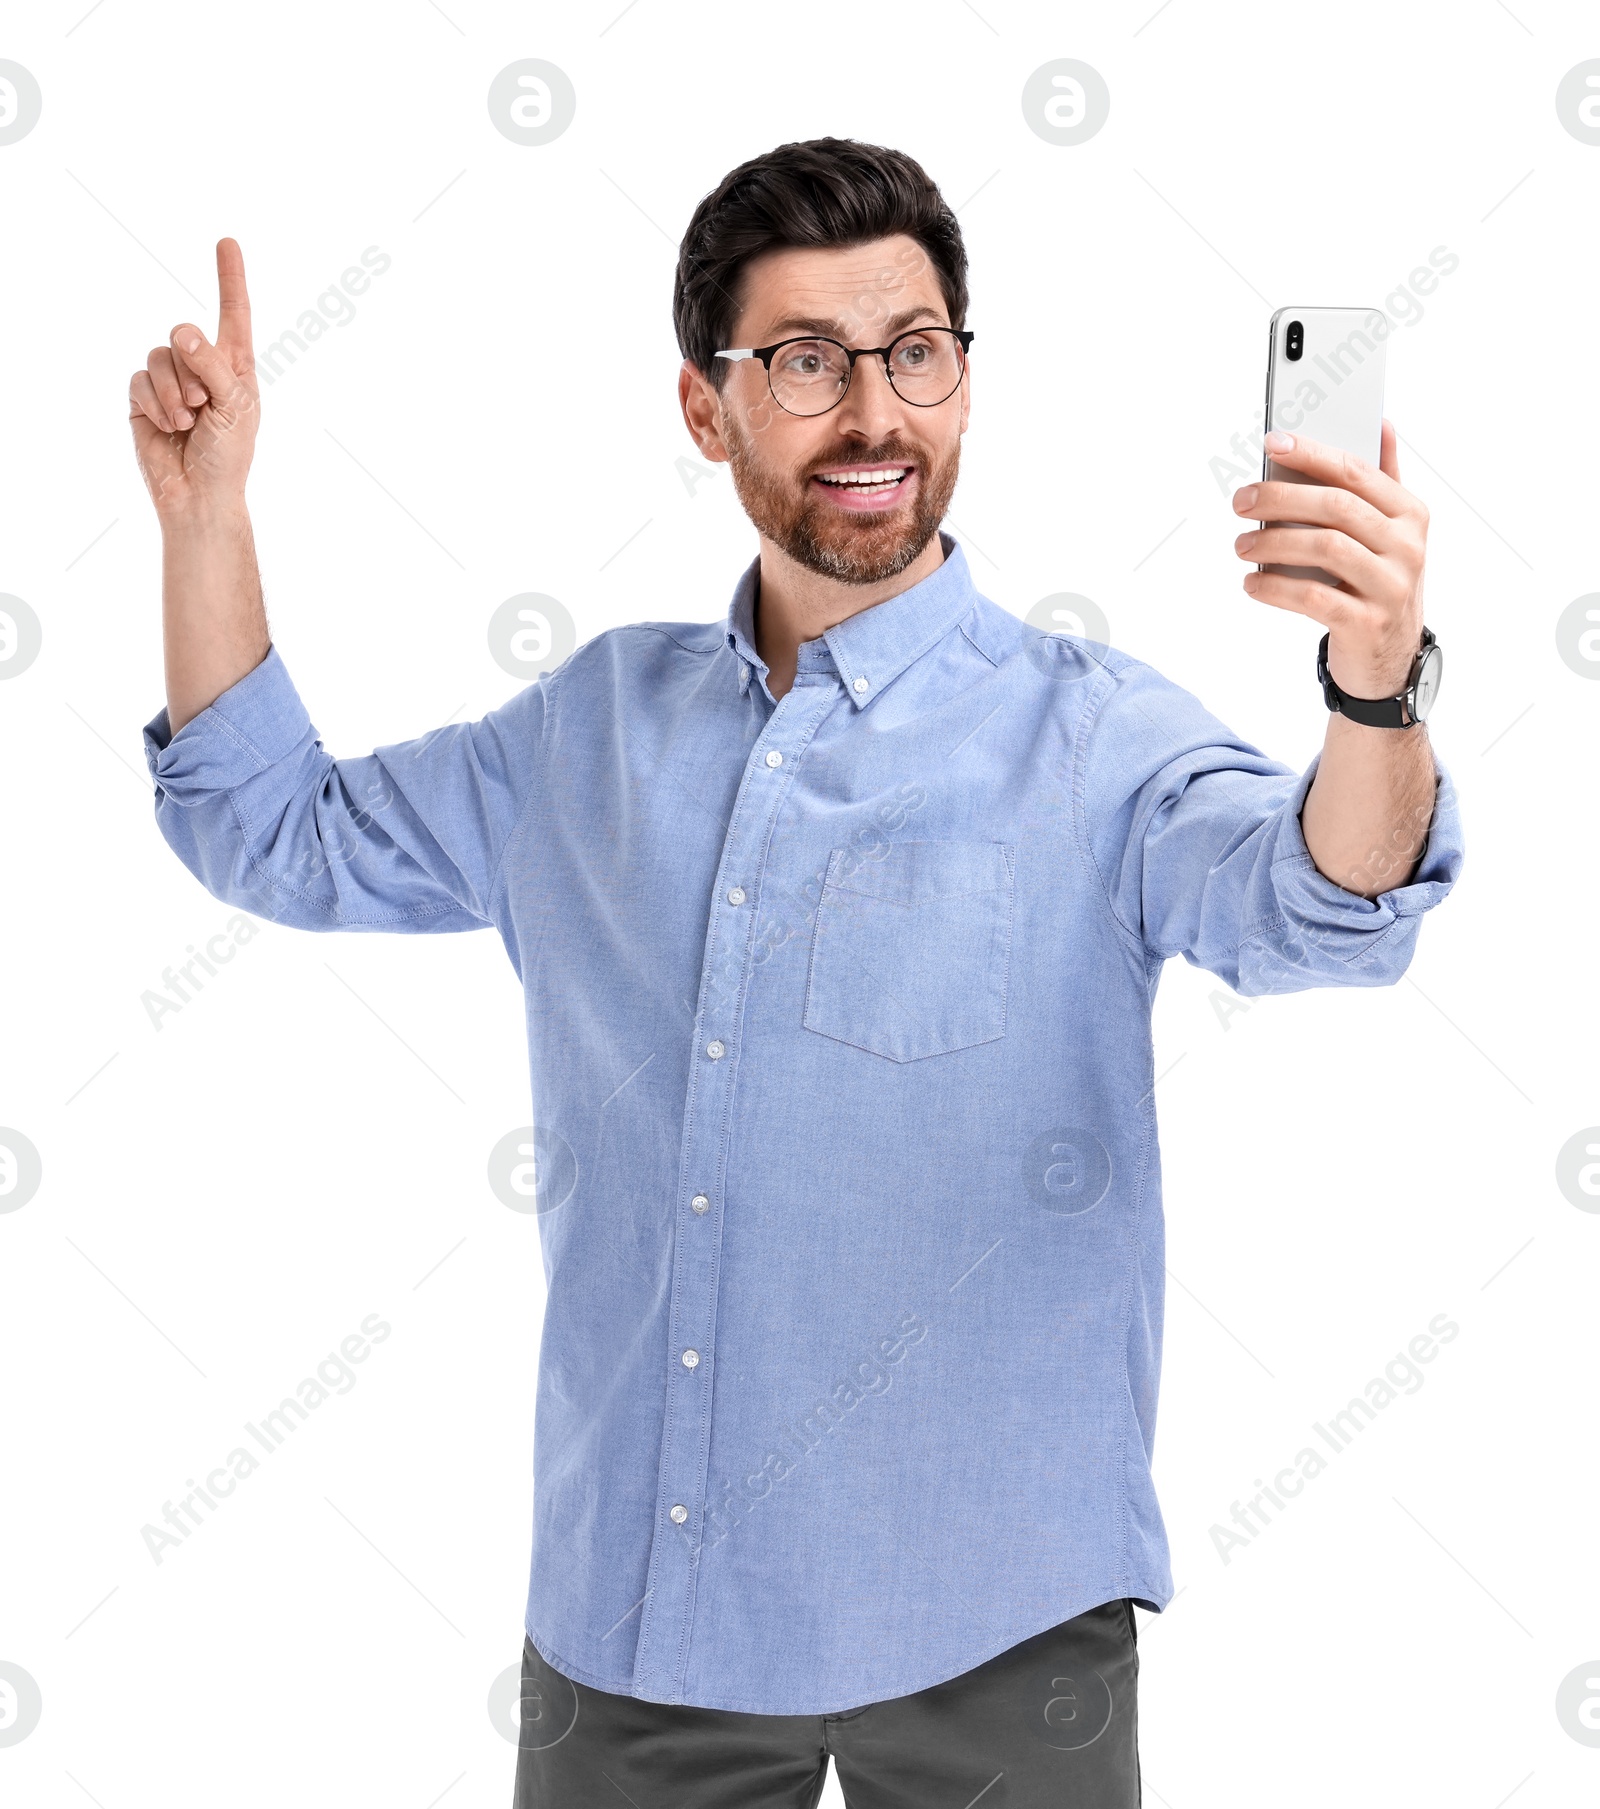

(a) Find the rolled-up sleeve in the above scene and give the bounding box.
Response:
[1081,655,1463,994]
[142,646,547,933]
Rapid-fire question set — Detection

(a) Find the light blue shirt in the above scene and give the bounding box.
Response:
[142,534,1462,1714]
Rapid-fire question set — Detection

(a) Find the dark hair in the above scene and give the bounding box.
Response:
[673,136,969,389]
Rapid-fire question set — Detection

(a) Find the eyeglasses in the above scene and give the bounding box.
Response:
[714,327,974,417]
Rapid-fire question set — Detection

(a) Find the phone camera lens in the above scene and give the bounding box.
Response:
[1285,320,1304,362]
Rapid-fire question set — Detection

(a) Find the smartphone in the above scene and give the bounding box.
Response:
[1260,305,1386,588]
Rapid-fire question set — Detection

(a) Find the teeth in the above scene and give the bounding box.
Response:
[818,467,910,486]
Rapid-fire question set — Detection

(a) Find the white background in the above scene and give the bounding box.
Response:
[1,2,1595,1805]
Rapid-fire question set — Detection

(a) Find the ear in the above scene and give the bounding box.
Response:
[679,360,731,463]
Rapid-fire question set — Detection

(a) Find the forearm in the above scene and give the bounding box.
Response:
[1300,712,1436,899]
[161,504,269,734]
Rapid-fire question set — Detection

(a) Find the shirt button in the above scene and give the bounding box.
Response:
[853,675,869,693]
[706,1040,725,1060]
[681,1349,700,1369]
[764,749,783,768]
[669,1504,688,1524]
[726,886,746,905]
[690,1193,710,1214]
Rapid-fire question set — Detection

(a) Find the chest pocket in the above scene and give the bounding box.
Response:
[802,840,1015,1063]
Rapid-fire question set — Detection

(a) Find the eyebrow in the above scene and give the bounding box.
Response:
[755,305,947,344]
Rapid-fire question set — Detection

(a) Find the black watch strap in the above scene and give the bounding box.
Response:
[1317,630,1436,728]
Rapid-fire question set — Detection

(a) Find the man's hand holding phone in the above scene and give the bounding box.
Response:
[1229,423,1439,898]
[1230,422,1429,704]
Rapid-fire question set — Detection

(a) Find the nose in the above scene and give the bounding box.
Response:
[831,352,904,441]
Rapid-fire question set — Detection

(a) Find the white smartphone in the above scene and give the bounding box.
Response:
[1260,305,1386,588]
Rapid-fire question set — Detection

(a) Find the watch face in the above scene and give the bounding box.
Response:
[1412,644,1443,721]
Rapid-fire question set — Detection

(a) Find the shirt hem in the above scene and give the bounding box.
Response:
[526,1575,1174,1715]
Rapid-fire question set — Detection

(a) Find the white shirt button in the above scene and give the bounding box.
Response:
[706,1040,725,1060]
[681,1349,700,1369]
[669,1503,688,1524]
[764,749,783,768]
[726,886,746,906]
[853,676,869,693]
[690,1193,710,1214]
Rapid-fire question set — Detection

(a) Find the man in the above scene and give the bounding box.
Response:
[131,138,1460,1806]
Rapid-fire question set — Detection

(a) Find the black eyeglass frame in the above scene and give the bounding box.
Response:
[714,327,975,416]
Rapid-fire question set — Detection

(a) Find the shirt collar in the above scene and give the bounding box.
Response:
[724,530,976,709]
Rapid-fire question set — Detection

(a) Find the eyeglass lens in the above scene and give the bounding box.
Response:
[767,329,966,415]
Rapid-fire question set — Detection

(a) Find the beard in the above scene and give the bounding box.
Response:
[722,413,961,586]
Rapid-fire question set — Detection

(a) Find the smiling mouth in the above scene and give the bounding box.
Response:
[814,464,913,494]
[811,464,916,502]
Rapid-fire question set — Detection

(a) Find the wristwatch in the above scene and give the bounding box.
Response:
[1317,629,1442,728]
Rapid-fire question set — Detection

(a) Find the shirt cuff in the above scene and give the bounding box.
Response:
[1270,749,1464,926]
[142,646,313,803]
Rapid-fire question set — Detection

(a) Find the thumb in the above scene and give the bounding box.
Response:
[170,322,255,411]
[1378,418,1401,483]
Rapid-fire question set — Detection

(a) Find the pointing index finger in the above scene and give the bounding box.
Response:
[215,237,252,354]
[1264,428,1407,518]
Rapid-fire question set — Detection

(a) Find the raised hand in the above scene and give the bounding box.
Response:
[1230,423,1439,899]
[1231,422,1429,701]
[129,237,259,519]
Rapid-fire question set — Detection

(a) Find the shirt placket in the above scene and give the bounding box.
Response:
[630,670,837,1702]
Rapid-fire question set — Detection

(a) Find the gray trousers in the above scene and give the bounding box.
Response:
[513,1596,1141,1807]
